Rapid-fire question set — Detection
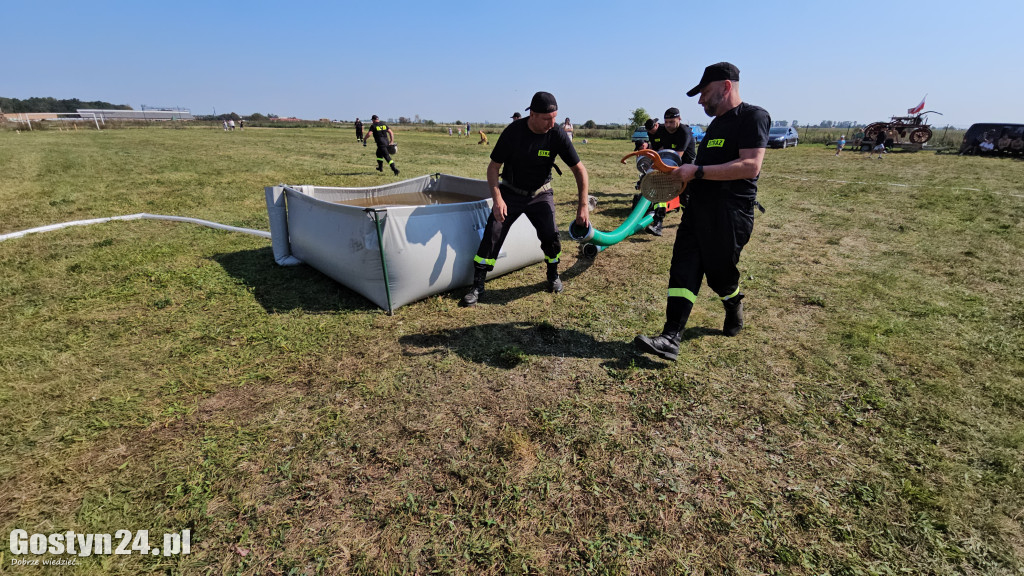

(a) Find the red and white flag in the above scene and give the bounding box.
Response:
[908,96,926,115]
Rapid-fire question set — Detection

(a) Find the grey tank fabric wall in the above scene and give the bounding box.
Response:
[265,174,545,312]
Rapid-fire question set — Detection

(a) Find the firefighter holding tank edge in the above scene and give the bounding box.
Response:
[459,91,590,307]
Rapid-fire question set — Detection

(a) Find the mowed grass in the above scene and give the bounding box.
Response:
[1,126,1022,575]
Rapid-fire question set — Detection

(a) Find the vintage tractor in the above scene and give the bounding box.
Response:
[863,111,942,148]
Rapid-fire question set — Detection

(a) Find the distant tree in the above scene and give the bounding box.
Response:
[629,108,650,129]
[819,120,833,128]
[455,120,461,125]
[398,116,410,123]
[246,113,268,122]
[423,119,436,126]
[583,120,597,129]
[0,96,131,113]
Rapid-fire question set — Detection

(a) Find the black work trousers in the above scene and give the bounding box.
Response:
[665,194,755,330]
[473,188,561,271]
[375,145,394,168]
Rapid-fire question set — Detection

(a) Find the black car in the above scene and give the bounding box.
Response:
[767,126,798,148]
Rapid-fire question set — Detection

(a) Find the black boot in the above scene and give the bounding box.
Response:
[634,326,682,361]
[459,268,487,307]
[645,218,663,236]
[645,207,665,236]
[376,162,383,172]
[546,262,562,293]
[391,164,400,176]
[722,293,745,336]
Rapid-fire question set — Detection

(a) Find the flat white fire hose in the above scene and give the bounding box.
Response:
[0,213,271,243]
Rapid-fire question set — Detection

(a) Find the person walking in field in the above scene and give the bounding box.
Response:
[366,115,400,175]
[355,118,364,143]
[459,91,590,307]
[635,62,771,361]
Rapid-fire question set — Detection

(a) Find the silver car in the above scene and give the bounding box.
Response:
[768,126,799,148]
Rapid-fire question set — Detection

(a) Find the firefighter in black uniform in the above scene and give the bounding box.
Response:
[459,91,590,307]
[645,107,696,235]
[365,115,399,175]
[635,62,770,360]
[354,117,364,143]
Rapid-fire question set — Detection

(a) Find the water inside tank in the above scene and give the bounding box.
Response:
[335,191,482,208]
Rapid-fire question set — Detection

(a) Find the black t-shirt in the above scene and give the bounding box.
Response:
[490,119,580,191]
[691,102,770,200]
[368,121,390,147]
[649,124,696,164]
[355,120,363,130]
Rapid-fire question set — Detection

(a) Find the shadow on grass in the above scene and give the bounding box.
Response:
[682,326,723,339]
[591,198,639,221]
[212,247,378,314]
[456,255,595,308]
[400,321,668,370]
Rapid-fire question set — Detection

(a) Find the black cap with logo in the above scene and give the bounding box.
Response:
[511,112,521,119]
[686,62,740,97]
[644,118,658,131]
[526,91,558,113]
[664,107,680,119]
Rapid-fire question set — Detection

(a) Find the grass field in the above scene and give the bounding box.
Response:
[1,125,1022,575]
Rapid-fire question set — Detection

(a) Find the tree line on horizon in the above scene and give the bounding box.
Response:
[0,97,132,114]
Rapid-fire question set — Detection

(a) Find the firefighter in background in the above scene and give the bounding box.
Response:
[365,115,399,175]
[645,107,696,236]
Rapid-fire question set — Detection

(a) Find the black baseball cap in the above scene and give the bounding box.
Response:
[371,114,379,120]
[686,62,740,97]
[664,107,680,119]
[526,91,558,113]
[511,112,521,119]
[644,118,658,130]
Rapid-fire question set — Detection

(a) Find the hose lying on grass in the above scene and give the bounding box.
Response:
[0,213,271,243]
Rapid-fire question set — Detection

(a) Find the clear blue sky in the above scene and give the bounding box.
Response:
[7,0,1022,128]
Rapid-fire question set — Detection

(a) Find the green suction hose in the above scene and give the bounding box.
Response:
[569,196,654,248]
